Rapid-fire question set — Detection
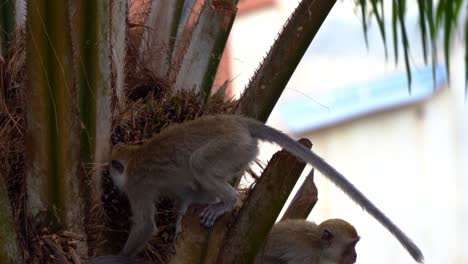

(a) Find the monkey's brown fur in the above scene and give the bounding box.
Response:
[110,115,257,256]
[109,115,423,262]
[256,219,359,264]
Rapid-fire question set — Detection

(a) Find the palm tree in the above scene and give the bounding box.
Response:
[0,0,465,263]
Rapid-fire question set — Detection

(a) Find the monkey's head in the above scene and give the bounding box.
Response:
[318,219,359,264]
[109,144,133,190]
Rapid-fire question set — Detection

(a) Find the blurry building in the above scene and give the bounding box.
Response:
[230,1,468,263]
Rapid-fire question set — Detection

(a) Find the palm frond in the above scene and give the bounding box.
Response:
[25,0,80,229]
[173,0,238,99]
[237,0,337,122]
[370,0,388,58]
[139,0,184,79]
[356,0,468,89]
[0,0,15,55]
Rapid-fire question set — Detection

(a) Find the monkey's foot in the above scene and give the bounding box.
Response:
[199,202,227,227]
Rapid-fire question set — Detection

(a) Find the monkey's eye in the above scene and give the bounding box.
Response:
[111,160,124,174]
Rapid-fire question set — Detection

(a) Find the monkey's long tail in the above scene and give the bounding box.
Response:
[247,119,424,263]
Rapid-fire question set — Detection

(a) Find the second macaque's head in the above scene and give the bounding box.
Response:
[318,219,359,264]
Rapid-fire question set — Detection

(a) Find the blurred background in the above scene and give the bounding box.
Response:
[224,1,468,263]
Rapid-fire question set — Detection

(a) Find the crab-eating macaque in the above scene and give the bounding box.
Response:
[109,114,423,262]
[256,219,359,264]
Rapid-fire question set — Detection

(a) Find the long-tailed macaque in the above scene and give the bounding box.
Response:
[109,114,423,262]
[256,219,359,264]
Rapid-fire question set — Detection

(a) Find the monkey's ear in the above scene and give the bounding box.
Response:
[111,160,125,174]
[321,229,334,246]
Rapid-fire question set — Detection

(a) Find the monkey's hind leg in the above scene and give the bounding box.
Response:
[190,134,258,180]
[121,193,157,257]
[190,134,255,227]
[199,181,239,227]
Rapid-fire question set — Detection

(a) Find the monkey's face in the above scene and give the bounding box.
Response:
[337,239,358,264]
[318,219,359,264]
[320,228,358,264]
[109,159,127,190]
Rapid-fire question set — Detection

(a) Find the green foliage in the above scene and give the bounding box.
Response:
[77,0,99,163]
[355,0,468,89]
[397,0,412,88]
[372,0,388,58]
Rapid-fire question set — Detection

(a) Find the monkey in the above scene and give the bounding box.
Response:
[256,219,359,264]
[109,114,423,262]
[85,255,145,264]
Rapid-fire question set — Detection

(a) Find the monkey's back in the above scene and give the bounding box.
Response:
[125,115,253,199]
[140,115,249,163]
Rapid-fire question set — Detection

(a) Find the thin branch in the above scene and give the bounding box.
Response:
[281,168,318,221]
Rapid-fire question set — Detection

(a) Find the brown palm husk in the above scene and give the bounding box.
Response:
[1,2,243,262]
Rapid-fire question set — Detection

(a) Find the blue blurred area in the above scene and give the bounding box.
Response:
[276,65,447,134]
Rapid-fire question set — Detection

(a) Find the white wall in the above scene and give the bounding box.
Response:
[297,88,467,263]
